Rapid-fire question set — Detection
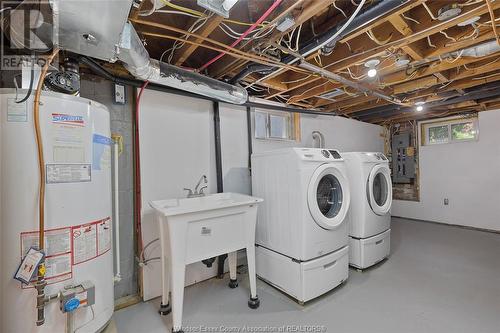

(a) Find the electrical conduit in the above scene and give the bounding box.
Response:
[197,0,284,72]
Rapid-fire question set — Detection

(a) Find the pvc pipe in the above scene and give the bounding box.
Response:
[113,141,121,283]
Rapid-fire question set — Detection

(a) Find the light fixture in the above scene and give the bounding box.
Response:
[364,58,380,78]
[415,101,425,112]
[437,3,461,21]
[367,68,377,78]
[395,54,410,67]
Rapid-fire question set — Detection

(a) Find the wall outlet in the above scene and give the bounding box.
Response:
[444,198,449,205]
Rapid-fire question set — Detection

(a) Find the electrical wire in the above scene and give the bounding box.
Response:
[159,0,268,27]
[333,0,347,18]
[427,36,436,48]
[16,57,35,103]
[198,0,284,71]
[401,13,420,25]
[440,30,457,42]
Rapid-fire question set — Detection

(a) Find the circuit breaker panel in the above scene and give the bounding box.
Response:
[391,132,416,184]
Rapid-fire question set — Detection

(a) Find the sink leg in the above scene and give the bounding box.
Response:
[159,223,171,315]
[228,251,238,288]
[246,246,259,309]
[170,256,186,332]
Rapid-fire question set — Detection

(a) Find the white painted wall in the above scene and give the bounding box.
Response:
[392,109,500,231]
[139,91,384,300]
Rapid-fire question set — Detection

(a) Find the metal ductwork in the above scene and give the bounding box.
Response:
[3,0,248,104]
[118,23,248,104]
[450,40,500,58]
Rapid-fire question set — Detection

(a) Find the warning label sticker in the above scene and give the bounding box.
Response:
[20,227,73,287]
[46,164,91,184]
[45,253,72,279]
[21,227,71,258]
[97,218,112,256]
[7,98,28,122]
[72,223,98,265]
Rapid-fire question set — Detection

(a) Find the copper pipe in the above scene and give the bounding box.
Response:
[33,47,59,327]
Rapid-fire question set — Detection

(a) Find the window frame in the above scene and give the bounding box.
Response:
[420,116,479,146]
[254,109,299,142]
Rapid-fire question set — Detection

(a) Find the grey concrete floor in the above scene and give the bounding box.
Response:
[114,218,500,333]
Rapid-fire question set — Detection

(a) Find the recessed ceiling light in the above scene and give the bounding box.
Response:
[367,68,377,78]
[416,105,424,112]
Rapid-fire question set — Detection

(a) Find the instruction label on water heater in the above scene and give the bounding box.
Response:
[20,227,73,286]
[72,218,112,265]
[46,164,91,183]
[97,218,112,256]
[72,223,98,265]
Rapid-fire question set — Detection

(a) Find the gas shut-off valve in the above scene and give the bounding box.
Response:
[60,281,95,313]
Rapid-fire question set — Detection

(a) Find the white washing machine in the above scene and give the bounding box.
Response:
[343,152,392,269]
[251,148,350,303]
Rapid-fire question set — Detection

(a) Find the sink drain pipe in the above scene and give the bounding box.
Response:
[213,101,228,277]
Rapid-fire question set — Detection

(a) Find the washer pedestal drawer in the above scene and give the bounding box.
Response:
[349,229,390,269]
[256,245,349,303]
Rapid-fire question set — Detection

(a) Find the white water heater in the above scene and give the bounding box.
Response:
[0,89,114,332]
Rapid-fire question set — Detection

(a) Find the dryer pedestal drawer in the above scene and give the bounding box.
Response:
[349,229,390,269]
[256,245,349,303]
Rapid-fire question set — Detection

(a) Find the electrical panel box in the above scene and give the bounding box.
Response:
[392,132,416,184]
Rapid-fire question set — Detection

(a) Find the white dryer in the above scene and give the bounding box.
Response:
[252,148,350,303]
[343,152,392,269]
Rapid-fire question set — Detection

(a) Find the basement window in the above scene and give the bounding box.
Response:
[255,109,298,141]
[421,116,478,146]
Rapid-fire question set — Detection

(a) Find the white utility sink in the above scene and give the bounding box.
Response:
[150,192,263,333]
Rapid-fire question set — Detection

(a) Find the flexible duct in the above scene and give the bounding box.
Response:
[118,23,248,104]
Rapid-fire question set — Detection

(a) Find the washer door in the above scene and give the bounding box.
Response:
[367,164,392,216]
[307,164,350,230]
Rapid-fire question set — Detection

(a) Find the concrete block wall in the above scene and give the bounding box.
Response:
[80,74,137,299]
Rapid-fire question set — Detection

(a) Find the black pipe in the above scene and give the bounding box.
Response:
[246,106,253,172]
[230,0,409,84]
[80,56,338,117]
[213,101,227,278]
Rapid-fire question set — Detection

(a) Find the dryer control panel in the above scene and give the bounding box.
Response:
[297,148,343,161]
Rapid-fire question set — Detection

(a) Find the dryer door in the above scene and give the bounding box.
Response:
[307,164,350,230]
[367,164,392,216]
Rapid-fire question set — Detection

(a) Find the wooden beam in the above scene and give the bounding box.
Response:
[263,3,499,101]
[339,0,427,43]
[173,15,224,66]
[388,14,424,60]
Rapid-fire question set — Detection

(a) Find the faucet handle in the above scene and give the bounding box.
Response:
[198,186,207,195]
[183,188,193,197]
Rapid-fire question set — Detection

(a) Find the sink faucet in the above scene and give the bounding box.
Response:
[184,175,208,198]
